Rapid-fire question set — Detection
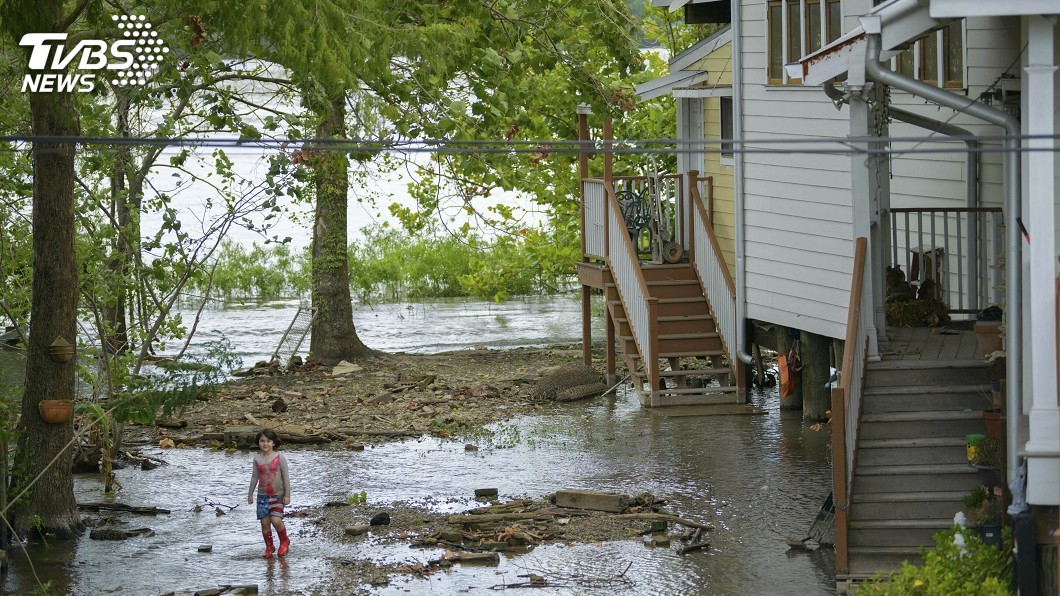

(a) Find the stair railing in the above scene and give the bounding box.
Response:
[687,171,737,374]
[831,236,869,574]
[582,179,607,259]
[604,180,659,393]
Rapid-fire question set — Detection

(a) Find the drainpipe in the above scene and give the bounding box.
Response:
[823,82,981,311]
[732,0,753,367]
[862,26,1023,507]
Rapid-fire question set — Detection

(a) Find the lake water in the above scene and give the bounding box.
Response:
[0,296,835,595]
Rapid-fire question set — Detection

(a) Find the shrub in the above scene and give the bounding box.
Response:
[856,526,1012,595]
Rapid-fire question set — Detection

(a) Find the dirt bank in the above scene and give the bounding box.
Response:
[132,345,597,448]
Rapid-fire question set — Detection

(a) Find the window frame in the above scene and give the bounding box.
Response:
[720,96,734,163]
[889,20,966,90]
[767,0,844,85]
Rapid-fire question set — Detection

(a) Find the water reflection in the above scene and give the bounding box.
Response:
[3,384,834,595]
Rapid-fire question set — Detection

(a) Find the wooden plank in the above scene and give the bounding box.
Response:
[553,490,630,513]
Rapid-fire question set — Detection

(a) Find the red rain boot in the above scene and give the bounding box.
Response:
[262,530,275,558]
[276,528,290,557]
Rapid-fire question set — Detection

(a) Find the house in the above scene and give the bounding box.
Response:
[573,0,1059,588]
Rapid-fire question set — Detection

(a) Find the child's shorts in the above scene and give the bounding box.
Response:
[256,494,285,520]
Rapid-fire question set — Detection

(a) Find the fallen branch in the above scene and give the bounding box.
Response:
[78,502,171,515]
[613,513,713,531]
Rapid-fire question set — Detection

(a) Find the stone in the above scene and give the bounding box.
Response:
[331,361,363,377]
[197,544,213,553]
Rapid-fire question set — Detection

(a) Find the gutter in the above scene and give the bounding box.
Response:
[732,0,753,366]
[822,82,981,309]
[861,25,1024,508]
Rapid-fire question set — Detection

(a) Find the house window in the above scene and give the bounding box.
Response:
[892,20,965,89]
[768,0,843,84]
[720,97,733,159]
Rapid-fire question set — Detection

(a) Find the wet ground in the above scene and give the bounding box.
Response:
[0,296,835,594]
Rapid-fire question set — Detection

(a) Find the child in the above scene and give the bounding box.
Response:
[247,428,292,558]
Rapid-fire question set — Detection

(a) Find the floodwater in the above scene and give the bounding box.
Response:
[0,296,835,595]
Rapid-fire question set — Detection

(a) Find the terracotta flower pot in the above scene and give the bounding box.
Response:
[974,321,1003,356]
[38,399,73,424]
[982,409,1004,438]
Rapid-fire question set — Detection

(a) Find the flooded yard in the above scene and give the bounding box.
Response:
[0,296,835,594]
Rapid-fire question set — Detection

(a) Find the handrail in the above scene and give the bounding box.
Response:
[688,172,738,380]
[831,236,868,574]
[603,180,658,394]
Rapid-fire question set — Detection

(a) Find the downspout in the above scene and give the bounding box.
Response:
[823,82,981,309]
[733,0,753,366]
[862,29,1023,507]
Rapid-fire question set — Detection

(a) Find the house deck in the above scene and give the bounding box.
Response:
[877,326,983,362]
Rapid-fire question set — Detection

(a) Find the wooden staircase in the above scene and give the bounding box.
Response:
[844,358,992,578]
[606,263,739,407]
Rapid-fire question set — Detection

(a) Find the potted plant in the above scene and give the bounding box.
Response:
[973,435,1003,490]
[964,485,1005,547]
[974,305,1004,356]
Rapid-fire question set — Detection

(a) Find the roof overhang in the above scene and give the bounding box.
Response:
[652,0,726,13]
[930,0,1060,17]
[636,70,713,101]
[673,84,732,98]
[785,0,948,86]
[636,26,732,101]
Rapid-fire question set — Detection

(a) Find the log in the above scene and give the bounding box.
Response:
[335,428,422,438]
[455,552,500,565]
[613,513,713,531]
[345,524,371,536]
[79,502,171,515]
[677,541,710,555]
[447,512,546,525]
[553,490,629,513]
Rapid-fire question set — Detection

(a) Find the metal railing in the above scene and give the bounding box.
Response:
[688,172,736,371]
[890,207,1004,314]
[582,175,688,263]
[831,237,869,574]
[583,180,606,258]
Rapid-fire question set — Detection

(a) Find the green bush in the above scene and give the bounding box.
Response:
[856,526,1012,595]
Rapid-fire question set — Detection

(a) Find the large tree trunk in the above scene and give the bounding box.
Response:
[11,90,84,538]
[308,93,373,364]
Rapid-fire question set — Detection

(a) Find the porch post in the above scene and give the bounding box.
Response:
[846,46,881,361]
[1022,15,1059,506]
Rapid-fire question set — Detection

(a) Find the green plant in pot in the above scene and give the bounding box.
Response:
[964,486,1005,547]
[973,436,1003,489]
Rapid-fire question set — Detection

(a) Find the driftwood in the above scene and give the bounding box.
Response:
[79,502,171,515]
[335,428,422,438]
[447,512,545,525]
[677,540,710,555]
[613,513,713,531]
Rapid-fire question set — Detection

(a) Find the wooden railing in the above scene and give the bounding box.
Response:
[604,181,659,392]
[581,175,688,262]
[831,236,869,574]
[890,207,1003,314]
[688,171,737,372]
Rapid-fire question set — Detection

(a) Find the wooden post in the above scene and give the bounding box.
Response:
[752,343,764,387]
[578,106,592,367]
[775,325,801,410]
[800,330,831,420]
[605,309,616,383]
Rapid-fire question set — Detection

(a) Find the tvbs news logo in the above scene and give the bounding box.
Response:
[20,14,169,93]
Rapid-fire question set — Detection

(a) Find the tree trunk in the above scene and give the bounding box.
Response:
[11,90,84,538]
[308,93,373,364]
[102,92,131,354]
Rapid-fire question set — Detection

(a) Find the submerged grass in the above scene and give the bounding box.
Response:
[196,225,577,304]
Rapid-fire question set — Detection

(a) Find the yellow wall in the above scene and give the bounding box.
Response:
[697,44,735,280]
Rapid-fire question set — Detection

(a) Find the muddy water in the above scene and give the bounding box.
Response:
[0,297,835,595]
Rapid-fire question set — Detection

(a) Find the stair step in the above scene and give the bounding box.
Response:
[854,463,980,493]
[859,410,984,440]
[848,518,955,547]
[847,546,926,575]
[861,385,993,414]
[646,391,741,407]
[851,491,969,520]
[659,368,730,376]
[858,438,969,466]
[863,384,993,396]
[629,351,725,360]
[654,386,738,396]
[865,359,991,388]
